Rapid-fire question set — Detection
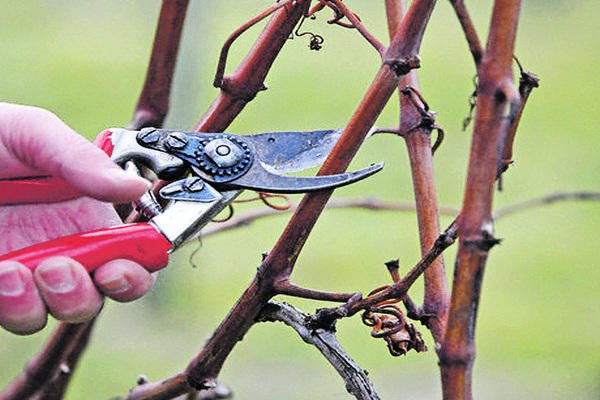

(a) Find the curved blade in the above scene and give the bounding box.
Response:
[209,162,384,193]
[133,127,377,177]
[244,126,378,174]
[243,129,344,174]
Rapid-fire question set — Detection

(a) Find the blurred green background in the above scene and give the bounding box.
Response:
[0,1,598,399]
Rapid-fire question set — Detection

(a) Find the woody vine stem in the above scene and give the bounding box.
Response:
[2,1,574,399]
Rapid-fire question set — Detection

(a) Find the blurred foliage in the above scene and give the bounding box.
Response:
[0,1,598,399]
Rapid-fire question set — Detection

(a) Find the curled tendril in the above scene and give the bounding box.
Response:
[234,192,292,210]
[362,304,426,356]
[211,204,235,223]
[258,192,293,210]
[211,192,292,224]
[361,283,427,356]
[295,15,325,50]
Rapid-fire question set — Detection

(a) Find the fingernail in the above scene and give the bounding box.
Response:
[0,266,26,296]
[37,263,77,294]
[97,274,131,294]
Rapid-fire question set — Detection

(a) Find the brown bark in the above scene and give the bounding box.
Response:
[439,1,522,398]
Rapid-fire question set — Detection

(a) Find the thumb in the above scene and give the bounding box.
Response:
[0,103,150,203]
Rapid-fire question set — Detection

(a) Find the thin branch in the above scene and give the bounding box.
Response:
[195,0,311,133]
[273,279,357,302]
[448,0,483,67]
[212,0,295,88]
[312,0,387,56]
[129,0,190,129]
[494,191,600,219]
[197,196,459,238]
[307,220,458,328]
[120,373,190,400]
[195,191,599,239]
[385,0,450,343]
[258,302,381,400]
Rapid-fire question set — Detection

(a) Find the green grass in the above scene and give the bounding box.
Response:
[0,1,598,399]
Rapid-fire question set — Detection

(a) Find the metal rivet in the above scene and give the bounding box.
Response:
[137,129,160,145]
[165,132,188,149]
[183,177,205,192]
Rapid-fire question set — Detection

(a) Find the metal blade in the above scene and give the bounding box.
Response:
[209,161,384,193]
[243,129,344,174]
[134,126,377,177]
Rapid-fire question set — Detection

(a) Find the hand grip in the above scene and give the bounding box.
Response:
[0,224,172,273]
[0,129,115,205]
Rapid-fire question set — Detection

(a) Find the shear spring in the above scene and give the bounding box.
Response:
[124,161,163,219]
[133,192,163,219]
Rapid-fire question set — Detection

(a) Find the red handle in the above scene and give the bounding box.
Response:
[0,129,115,205]
[0,176,83,205]
[0,223,172,273]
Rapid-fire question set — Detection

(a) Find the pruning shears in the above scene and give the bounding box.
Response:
[0,127,382,273]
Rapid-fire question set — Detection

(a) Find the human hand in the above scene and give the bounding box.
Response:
[0,103,154,335]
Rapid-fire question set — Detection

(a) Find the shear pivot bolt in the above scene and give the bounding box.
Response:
[204,138,244,168]
[165,132,189,149]
[216,145,231,156]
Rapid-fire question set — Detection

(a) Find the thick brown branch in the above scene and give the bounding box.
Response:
[29,321,95,400]
[439,1,522,399]
[400,94,450,343]
[182,3,313,388]
[0,321,95,400]
[264,0,437,282]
